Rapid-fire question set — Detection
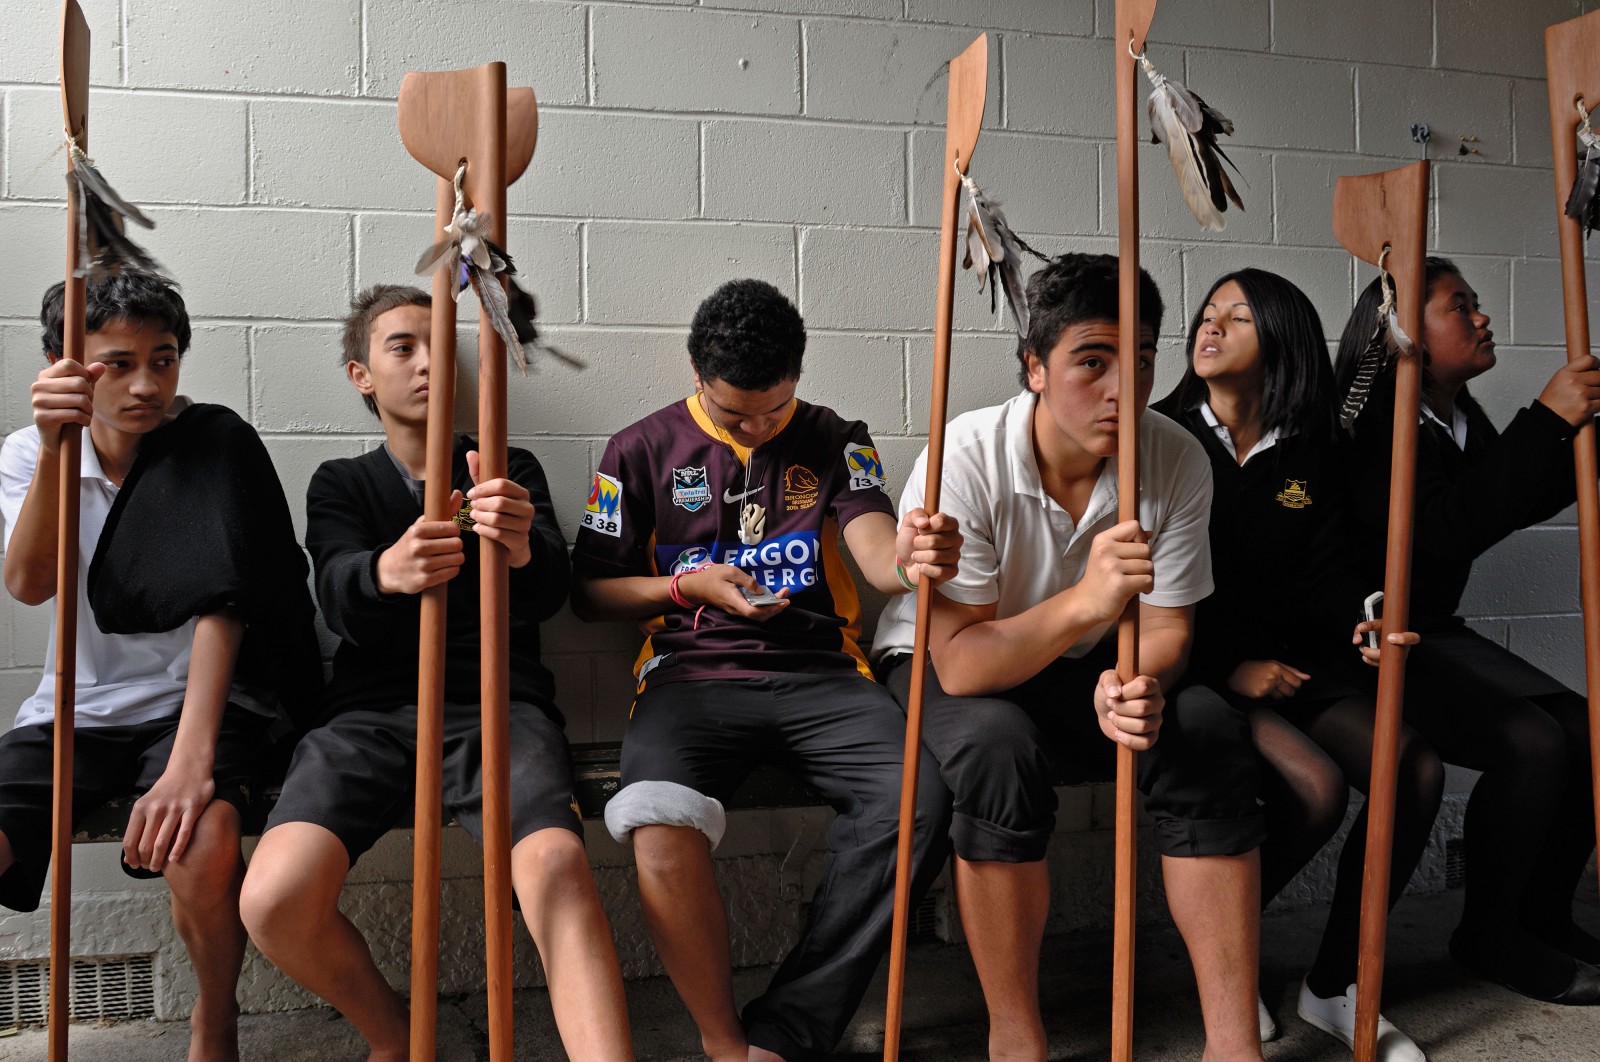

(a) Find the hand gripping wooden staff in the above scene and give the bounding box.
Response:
[49,3,90,1058]
[881,33,985,1062]
[1331,161,1428,1062]
[1112,4,1157,1059]
[397,64,534,1061]
[1545,9,1600,880]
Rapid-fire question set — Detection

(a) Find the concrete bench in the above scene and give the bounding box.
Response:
[72,739,1104,842]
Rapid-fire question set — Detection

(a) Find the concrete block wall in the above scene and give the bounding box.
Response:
[4,0,1600,1019]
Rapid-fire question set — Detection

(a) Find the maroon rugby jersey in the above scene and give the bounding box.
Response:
[573,395,894,687]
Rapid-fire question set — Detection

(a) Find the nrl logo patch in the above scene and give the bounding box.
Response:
[1275,478,1312,509]
[671,466,711,512]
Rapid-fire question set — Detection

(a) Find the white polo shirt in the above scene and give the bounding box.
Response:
[1,426,192,729]
[873,392,1214,660]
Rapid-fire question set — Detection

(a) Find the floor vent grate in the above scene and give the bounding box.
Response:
[909,892,940,940]
[1445,837,1467,890]
[0,955,155,1026]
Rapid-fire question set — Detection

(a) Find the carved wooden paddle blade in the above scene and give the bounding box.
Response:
[506,87,538,185]
[1116,0,1159,53]
[398,63,508,180]
[1547,10,1600,145]
[60,0,89,141]
[1333,162,1429,330]
[945,34,987,174]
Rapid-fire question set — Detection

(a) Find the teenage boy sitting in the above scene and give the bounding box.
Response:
[571,278,962,1062]
[1,271,319,1062]
[239,284,633,1062]
[875,253,1268,1062]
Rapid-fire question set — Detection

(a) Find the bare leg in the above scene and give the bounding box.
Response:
[161,801,246,1062]
[1162,851,1265,1062]
[632,824,746,1062]
[0,829,13,875]
[953,856,1049,1062]
[239,822,408,1062]
[510,828,633,1061]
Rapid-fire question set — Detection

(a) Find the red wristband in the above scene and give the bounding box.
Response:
[668,564,709,609]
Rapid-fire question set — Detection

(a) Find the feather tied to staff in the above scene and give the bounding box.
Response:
[958,165,1047,339]
[65,138,164,281]
[1339,251,1413,432]
[1136,47,1244,232]
[1564,98,1600,237]
[414,162,581,373]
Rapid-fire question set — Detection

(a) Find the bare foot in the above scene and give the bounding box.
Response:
[748,1046,787,1062]
[187,998,240,1062]
[366,1050,408,1062]
[700,1032,747,1062]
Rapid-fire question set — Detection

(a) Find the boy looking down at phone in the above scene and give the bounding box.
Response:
[571,279,961,1062]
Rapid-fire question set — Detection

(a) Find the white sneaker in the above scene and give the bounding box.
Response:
[1297,979,1425,1062]
[1257,994,1278,1042]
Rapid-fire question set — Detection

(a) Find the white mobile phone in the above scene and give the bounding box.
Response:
[741,585,783,607]
[1362,591,1384,650]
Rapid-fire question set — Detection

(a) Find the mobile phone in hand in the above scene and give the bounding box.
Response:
[741,585,783,607]
[1363,591,1384,650]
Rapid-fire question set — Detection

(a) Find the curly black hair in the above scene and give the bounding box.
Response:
[1016,252,1162,387]
[40,271,191,360]
[688,279,805,390]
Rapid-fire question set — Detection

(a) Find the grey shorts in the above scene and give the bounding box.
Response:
[265,699,581,863]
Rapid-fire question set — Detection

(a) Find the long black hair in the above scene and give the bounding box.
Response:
[1332,256,1481,420]
[1157,268,1335,441]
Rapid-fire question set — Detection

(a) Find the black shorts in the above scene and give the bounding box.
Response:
[0,706,266,913]
[265,700,581,864]
[882,648,1266,863]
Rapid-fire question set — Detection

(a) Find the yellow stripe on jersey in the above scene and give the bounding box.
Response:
[633,529,665,679]
[818,515,874,680]
[683,393,798,465]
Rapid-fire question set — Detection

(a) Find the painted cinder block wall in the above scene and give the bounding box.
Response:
[2,0,1599,1020]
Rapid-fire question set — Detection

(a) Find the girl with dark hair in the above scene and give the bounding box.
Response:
[1335,257,1600,1006]
[1156,268,1438,1060]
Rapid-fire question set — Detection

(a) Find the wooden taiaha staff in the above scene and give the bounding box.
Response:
[1331,161,1429,1062]
[396,65,535,1061]
[50,3,90,1059]
[1544,8,1600,877]
[881,32,986,1062]
[1112,4,1157,1059]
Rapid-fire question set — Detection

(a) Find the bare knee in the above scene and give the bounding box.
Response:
[163,803,243,912]
[239,826,348,952]
[632,824,712,882]
[511,828,594,903]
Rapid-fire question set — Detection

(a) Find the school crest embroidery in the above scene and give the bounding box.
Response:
[451,503,476,530]
[1275,479,1312,509]
[784,464,820,511]
[582,472,624,537]
[843,443,887,492]
[671,466,711,512]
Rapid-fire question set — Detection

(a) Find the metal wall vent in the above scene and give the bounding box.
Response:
[1444,837,1468,890]
[0,955,155,1027]
[909,892,939,939]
